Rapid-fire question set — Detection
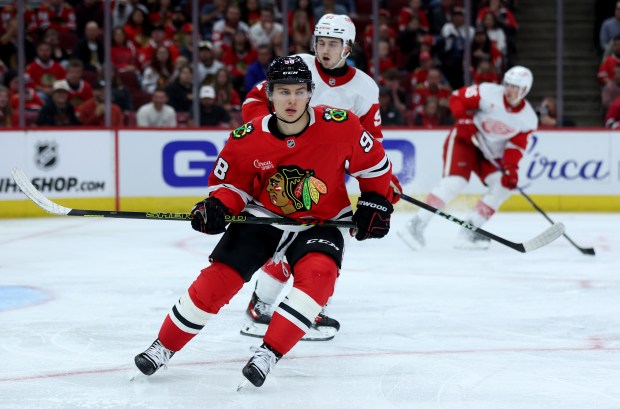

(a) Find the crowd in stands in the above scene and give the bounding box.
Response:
[597,0,620,128]
[1,0,524,128]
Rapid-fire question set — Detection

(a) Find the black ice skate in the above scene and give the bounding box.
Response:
[240,291,273,338]
[240,344,281,388]
[134,339,175,376]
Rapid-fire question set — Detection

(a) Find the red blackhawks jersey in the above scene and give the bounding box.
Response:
[207,106,392,229]
[452,83,538,161]
[242,54,383,140]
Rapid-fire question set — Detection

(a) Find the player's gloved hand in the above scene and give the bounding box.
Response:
[455,117,477,138]
[501,165,519,189]
[389,174,402,204]
[352,192,393,241]
[190,197,229,234]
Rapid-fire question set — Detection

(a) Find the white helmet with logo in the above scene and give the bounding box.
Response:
[313,14,356,66]
[503,66,533,100]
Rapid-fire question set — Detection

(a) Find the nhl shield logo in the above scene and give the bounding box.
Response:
[328,78,336,86]
[286,138,296,148]
[35,141,58,170]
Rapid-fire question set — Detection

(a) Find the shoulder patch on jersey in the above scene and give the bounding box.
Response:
[231,121,255,139]
[322,107,348,123]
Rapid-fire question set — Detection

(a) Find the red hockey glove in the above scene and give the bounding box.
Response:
[455,117,477,139]
[389,174,402,204]
[190,197,230,234]
[501,165,519,190]
[352,192,393,241]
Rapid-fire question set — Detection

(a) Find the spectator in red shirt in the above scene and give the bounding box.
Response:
[149,0,173,27]
[598,36,620,84]
[414,96,450,127]
[26,42,66,98]
[364,9,397,61]
[476,0,518,32]
[166,6,193,49]
[602,65,620,110]
[221,30,258,97]
[242,0,262,27]
[408,51,433,91]
[124,7,151,48]
[111,27,138,74]
[473,58,500,84]
[137,25,180,70]
[605,95,620,128]
[36,0,77,33]
[76,80,124,127]
[212,67,242,112]
[411,67,452,113]
[7,74,44,112]
[64,59,93,108]
[398,0,430,32]
[1,1,37,34]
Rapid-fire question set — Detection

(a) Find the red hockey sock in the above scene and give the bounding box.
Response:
[158,262,244,351]
[264,253,337,355]
[261,258,291,283]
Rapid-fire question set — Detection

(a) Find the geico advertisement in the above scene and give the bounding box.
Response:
[119,129,619,197]
[0,130,114,199]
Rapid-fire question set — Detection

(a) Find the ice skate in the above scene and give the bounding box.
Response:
[134,339,175,376]
[240,344,281,388]
[303,311,340,341]
[454,223,491,250]
[397,216,426,250]
[240,291,273,338]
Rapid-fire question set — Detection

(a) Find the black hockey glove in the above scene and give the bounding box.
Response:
[352,192,393,241]
[190,197,230,234]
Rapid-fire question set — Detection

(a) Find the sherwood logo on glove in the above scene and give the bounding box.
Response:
[358,200,389,212]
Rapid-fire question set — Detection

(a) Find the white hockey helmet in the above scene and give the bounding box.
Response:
[503,66,533,100]
[314,14,356,49]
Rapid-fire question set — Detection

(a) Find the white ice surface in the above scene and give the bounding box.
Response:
[0,211,618,409]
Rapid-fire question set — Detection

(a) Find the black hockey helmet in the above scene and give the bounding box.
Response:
[266,56,314,97]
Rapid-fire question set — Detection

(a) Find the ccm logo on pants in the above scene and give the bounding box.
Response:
[306,239,340,251]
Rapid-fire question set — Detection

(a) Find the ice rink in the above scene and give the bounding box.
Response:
[0,210,618,409]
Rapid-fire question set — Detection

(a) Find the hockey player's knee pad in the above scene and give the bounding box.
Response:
[291,252,338,307]
[189,262,245,314]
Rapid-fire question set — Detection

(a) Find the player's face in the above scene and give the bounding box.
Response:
[270,84,310,119]
[503,84,521,105]
[315,37,346,69]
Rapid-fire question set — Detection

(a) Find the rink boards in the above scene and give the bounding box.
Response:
[0,128,619,218]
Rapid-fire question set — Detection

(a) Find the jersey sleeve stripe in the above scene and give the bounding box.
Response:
[349,154,391,179]
[206,184,253,203]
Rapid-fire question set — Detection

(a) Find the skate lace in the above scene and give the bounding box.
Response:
[144,341,173,367]
[249,346,277,376]
[254,299,271,316]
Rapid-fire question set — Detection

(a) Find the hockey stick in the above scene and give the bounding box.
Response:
[469,137,595,256]
[10,168,355,228]
[399,193,565,253]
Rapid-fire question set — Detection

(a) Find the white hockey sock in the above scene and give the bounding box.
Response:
[417,176,468,224]
[255,268,288,305]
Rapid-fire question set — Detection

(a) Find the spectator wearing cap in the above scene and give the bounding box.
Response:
[313,0,347,21]
[36,80,79,126]
[25,42,66,98]
[136,88,176,127]
[439,6,473,88]
[191,85,233,128]
[598,36,620,85]
[197,41,225,84]
[165,65,193,113]
[600,1,620,51]
[72,21,104,73]
[36,0,76,34]
[64,59,93,108]
[249,6,283,48]
[76,80,124,127]
[378,86,405,127]
[245,44,274,91]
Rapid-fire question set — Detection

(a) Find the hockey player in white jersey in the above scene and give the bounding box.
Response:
[240,13,401,341]
[398,66,538,250]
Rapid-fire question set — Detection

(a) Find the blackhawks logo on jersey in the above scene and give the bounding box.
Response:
[322,108,348,122]
[231,122,254,139]
[266,165,328,214]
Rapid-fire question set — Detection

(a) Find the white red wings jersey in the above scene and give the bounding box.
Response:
[207,106,392,229]
[242,54,383,140]
[454,83,538,160]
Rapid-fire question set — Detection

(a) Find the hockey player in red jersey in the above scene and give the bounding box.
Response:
[240,13,401,341]
[134,56,394,388]
[398,66,538,250]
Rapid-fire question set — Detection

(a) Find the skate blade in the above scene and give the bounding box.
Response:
[129,370,144,382]
[237,379,251,392]
[301,325,337,341]
[239,320,268,338]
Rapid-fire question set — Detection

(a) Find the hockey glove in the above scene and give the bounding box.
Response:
[389,174,402,204]
[190,197,230,234]
[352,192,393,241]
[501,165,519,190]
